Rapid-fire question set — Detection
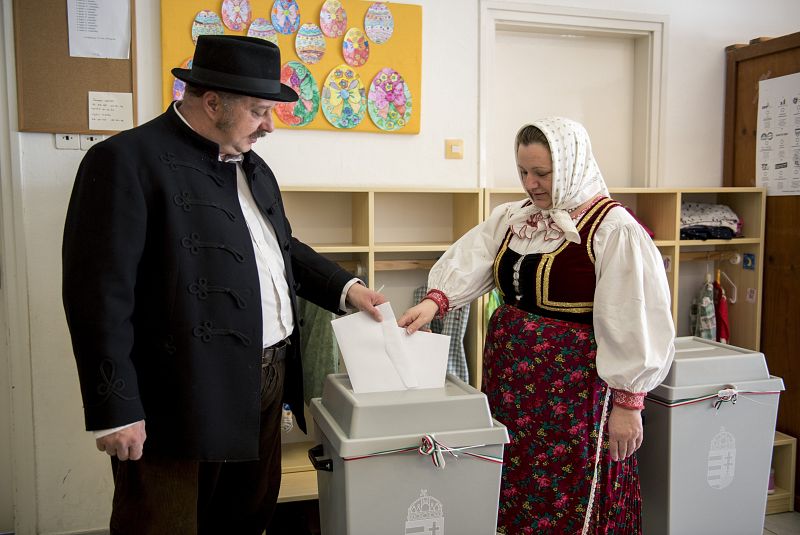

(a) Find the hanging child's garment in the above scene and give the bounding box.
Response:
[298,297,339,403]
[713,277,730,344]
[413,285,470,383]
[484,287,502,331]
[690,276,716,340]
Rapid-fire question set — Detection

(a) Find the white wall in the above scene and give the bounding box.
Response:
[489,29,636,187]
[3,0,800,533]
[0,2,16,529]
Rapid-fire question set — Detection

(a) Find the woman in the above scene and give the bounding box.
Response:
[399,117,674,534]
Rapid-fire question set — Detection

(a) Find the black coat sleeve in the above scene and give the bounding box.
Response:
[290,236,356,313]
[62,142,147,430]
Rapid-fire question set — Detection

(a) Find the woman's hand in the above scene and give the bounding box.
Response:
[607,406,643,461]
[397,299,439,334]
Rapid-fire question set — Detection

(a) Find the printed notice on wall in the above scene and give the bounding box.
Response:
[88,92,133,131]
[67,0,131,59]
[756,72,800,196]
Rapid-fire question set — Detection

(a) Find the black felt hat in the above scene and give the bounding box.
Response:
[172,35,298,103]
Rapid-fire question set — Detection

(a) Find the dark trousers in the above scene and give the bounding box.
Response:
[109,360,285,535]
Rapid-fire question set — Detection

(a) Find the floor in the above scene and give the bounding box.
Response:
[764,512,800,535]
[473,512,800,535]
[489,513,800,535]
[273,505,800,534]
[269,507,800,535]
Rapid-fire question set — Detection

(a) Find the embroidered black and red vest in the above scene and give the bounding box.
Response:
[493,197,621,325]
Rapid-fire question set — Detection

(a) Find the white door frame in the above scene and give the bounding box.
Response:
[479,1,668,187]
[1,2,37,533]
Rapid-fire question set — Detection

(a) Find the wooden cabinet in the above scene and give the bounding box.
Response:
[278,442,319,504]
[277,187,483,502]
[276,185,766,502]
[724,33,800,511]
[281,186,484,381]
[485,187,766,350]
[673,188,765,350]
[768,431,797,515]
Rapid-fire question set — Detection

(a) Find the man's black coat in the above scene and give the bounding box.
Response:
[63,104,352,460]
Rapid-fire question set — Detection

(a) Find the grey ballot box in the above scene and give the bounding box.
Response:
[309,373,509,535]
[638,337,785,535]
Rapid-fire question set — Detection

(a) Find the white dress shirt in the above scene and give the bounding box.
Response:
[233,160,294,347]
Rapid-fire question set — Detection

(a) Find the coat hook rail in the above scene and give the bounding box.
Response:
[680,251,741,264]
[374,259,437,271]
[334,259,438,273]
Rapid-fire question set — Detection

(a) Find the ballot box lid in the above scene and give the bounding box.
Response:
[310,373,509,457]
[649,337,784,401]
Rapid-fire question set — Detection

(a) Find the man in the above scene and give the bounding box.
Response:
[62,35,385,534]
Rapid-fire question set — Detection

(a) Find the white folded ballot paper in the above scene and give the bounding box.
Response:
[330,302,450,393]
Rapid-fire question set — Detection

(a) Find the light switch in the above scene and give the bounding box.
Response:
[445,139,464,159]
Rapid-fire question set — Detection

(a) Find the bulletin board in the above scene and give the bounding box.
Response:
[161,0,421,134]
[12,0,137,134]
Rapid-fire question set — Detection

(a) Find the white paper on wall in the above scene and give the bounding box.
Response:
[756,72,800,196]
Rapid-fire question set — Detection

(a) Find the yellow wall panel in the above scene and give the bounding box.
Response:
[161,0,422,134]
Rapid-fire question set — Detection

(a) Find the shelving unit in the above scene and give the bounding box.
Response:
[675,189,765,350]
[281,186,484,382]
[278,442,318,503]
[485,187,766,350]
[767,431,797,515]
[277,186,767,504]
[278,187,484,502]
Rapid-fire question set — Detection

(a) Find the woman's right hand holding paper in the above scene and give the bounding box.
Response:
[397,298,439,334]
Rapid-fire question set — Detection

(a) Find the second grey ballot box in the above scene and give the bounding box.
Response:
[638,337,785,535]
[309,373,509,535]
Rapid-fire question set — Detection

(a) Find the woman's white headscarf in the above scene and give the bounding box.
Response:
[508,117,609,244]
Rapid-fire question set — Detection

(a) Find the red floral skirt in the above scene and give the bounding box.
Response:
[482,304,641,535]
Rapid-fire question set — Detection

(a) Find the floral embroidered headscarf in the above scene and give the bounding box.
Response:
[508,117,609,244]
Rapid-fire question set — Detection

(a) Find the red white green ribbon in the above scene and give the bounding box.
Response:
[343,434,504,470]
[646,387,780,409]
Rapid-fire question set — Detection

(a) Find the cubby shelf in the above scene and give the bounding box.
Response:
[485,187,766,352]
[767,431,797,515]
[277,441,318,503]
[277,186,767,505]
[280,186,484,385]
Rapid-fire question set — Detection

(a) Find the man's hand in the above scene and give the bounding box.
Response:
[346,283,387,321]
[607,406,643,462]
[397,299,439,334]
[96,420,146,461]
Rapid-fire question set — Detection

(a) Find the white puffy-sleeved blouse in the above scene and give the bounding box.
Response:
[428,199,675,395]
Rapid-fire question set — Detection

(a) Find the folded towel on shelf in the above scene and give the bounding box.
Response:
[680,226,736,240]
[680,202,741,234]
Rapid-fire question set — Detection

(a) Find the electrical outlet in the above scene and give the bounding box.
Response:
[54,133,80,150]
[80,134,105,150]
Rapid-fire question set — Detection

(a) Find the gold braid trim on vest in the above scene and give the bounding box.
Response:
[536,198,620,313]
